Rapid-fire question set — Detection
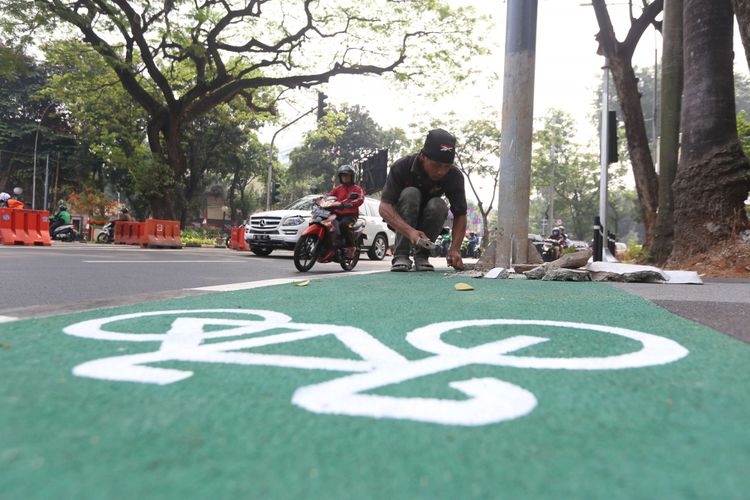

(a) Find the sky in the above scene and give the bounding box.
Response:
[260,0,749,199]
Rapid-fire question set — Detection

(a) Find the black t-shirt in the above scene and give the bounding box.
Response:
[381,154,467,216]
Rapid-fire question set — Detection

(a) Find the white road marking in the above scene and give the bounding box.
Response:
[188,270,385,291]
[83,260,248,263]
[0,315,19,323]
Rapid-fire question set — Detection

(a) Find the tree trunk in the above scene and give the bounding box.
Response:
[732,0,750,71]
[608,57,659,248]
[671,0,750,261]
[650,0,683,263]
[592,0,662,250]
[144,114,185,220]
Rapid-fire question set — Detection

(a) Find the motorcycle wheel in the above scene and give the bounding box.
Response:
[340,243,361,271]
[96,232,111,244]
[294,234,321,272]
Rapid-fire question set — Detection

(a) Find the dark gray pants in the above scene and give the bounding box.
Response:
[393,187,448,257]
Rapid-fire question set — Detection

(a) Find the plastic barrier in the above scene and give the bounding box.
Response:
[140,219,182,249]
[114,221,145,245]
[0,208,51,246]
[229,226,251,251]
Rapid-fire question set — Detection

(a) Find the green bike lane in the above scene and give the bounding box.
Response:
[1,271,749,499]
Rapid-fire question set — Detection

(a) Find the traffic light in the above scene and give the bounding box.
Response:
[607,110,618,164]
[317,92,328,121]
[271,181,281,204]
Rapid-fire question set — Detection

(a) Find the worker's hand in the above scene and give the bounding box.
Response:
[446,249,465,270]
[408,230,428,246]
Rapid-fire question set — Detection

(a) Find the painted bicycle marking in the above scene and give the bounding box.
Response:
[63,309,689,426]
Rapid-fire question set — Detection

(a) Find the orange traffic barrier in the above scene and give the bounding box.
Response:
[0,208,51,246]
[140,219,182,248]
[114,221,144,245]
[229,226,251,251]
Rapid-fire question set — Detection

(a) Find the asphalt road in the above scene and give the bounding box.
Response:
[2,242,748,343]
[0,242,391,318]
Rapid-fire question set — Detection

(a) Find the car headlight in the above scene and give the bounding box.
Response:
[282,216,306,226]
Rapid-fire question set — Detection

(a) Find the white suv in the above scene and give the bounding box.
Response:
[244,195,395,260]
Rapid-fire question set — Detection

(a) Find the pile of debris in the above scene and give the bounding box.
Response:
[450,240,702,284]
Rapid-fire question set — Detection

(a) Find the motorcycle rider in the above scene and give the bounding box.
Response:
[2,191,25,209]
[50,204,72,234]
[118,207,132,221]
[327,164,364,258]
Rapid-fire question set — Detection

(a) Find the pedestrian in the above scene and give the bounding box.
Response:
[379,128,467,271]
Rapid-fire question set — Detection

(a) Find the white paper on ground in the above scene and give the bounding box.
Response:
[661,270,704,284]
[483,267,507,279]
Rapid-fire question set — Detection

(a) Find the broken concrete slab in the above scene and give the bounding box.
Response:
[584,262,667,282]
[542,268,591,281]
[548,249,592,269]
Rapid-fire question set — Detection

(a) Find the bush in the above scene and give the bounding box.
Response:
[181,228,224,246]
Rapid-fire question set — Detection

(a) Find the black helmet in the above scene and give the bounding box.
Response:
[337,164,356,184]
[121,207,129,213]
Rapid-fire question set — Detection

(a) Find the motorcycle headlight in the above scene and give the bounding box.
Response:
[282,215,306,226]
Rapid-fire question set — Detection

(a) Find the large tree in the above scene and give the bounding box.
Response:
[3,0,482,218]
[454,118,502,249]
[288,104,406,194]
[592,0,662,249]
[650,0,682,263]
[530,109,614,241]
[732,0,750,72]
[671,0,750,260]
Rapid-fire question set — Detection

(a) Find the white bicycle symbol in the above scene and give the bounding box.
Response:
[64,309,689,426]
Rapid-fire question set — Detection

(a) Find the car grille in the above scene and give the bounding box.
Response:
[250,216,282,231]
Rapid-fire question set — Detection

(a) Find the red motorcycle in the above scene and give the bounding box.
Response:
[293,193,365,272]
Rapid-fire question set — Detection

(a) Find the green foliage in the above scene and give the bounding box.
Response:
[737,112,750,155]
[624,236,652,263]
[181,227,224,247]
[530,109,603,240]
[288,104,404,192]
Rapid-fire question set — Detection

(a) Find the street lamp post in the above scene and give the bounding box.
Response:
[32,102,54,210]
[266,107,316,210]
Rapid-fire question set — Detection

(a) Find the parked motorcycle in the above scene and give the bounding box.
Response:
[293,193,365,272]
[96,221,115,243]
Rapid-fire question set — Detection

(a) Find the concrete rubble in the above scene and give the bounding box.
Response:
[445,248,703,284]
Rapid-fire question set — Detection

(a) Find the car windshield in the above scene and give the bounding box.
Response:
[285,197,317,211]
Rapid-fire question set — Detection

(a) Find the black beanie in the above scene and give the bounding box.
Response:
[421,128,456,164]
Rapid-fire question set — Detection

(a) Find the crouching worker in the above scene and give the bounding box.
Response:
[379,128,467,272]
[327,164,364,257]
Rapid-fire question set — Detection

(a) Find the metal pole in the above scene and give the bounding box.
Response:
[43,153,50,210]
[496,0,538,268]
[266,107,316,210]
[653,33,659,172]
[32,102,54,210]
[599,59,610,244]
[549,142,556,228]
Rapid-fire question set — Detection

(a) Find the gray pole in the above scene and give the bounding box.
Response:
[599,59,610,243]
[653,35,659,170]
[43,153,50,210]
[32,102,54,210]
[266,107,316,210]
[549,142,556,228]
[495,0,538,268]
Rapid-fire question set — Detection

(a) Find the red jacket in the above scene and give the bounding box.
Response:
[327,183,364,217]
